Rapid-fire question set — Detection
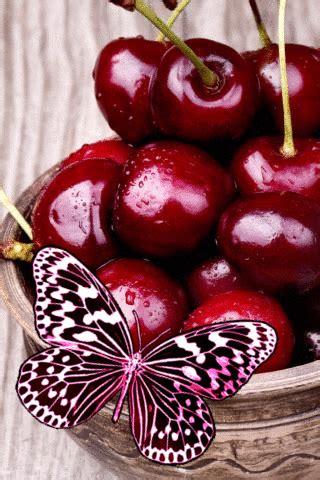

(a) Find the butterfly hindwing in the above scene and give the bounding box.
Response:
[33,247,133,359]
[17,346,125,428]
[143,321,277,401]
[129,374,214,465]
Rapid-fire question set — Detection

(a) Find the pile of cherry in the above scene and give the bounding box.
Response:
[29,10,320,373]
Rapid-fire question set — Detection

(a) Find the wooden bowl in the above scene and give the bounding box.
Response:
[1,166,320,479]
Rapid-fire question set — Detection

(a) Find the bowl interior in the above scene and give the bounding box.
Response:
[1,164,319,423]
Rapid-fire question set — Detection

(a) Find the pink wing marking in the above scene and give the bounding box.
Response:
[129,373,214,464]
[16,347,126,428]
[143,321,277,401]
[32,247,133,359]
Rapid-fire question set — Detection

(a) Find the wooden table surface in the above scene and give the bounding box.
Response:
[1,1,319,478]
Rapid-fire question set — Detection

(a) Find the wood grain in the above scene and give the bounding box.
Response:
[1,1,320,479]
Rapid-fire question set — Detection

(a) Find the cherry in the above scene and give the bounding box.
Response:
[286,287,320,330]
[96,258,188,351]
[231,136,320,204]
[32,158,121,268]
[113,140,235,257]
[183,289,295,373]
[151,38,259,142]
[93,37,166,144]
[187,256,251,307]
[61,138,133,168]
[217,192,320,294]
[245,44,320,136]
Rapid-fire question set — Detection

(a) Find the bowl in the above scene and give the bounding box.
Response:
[1,166,319,479]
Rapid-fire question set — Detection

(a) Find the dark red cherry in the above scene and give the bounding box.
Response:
[232,136,320,204]
[113,140,235,257]
[32,158,121,268]
[288,286,320,330]
[183,289,295,373]
[187,256,251,306]
[217,192,320,293]
[245,44,320,136]
[150,38,259,142]
[93,37,166,144]
[96,258,188,351]
[61,138,133,168]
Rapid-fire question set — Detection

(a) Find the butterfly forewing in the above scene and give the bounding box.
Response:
[33,247,133,359]
[17,347,125,428]
[143,321,277,401]
[129,374,214,464]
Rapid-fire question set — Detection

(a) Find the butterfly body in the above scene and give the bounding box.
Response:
[17,247,277,465]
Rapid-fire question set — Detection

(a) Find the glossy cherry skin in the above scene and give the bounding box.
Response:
[150,38,259,142]
[61,138,133,168]
[96,258,188,351]
[232,136,320,204]
[187,256,251,306]
[32,158,121,268]
[217,192,320,293]
[93,37,166,144]
[245,44,320,136]
[113,140,235,257]
[183,290,295,373]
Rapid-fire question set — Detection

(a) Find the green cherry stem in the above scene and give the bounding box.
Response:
[278,0,295,157]
[0,187,34,262]
[0,187,33,240]
[0,241,34,262]
[249,0,271,48]
[156,0,191,43]
[135,0,217,87]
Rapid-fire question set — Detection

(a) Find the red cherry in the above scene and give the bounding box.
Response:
[232,136,320,204]
[150,38,259,142]
[217,192,320,293]
[93,37,166,144]
[96,258,188,351]
[32,158,121,268]
[183,290,295,373]
[288,287,320,330]
[187,256,251,306]
[61,138,133,168]
[113,140,235,257]
[245,44,320,136]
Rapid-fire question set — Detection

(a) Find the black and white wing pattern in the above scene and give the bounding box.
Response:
[129,374,214,465]
[32,247,133,359]
[143,321,277,401]
[17,246,133,428]
[17,347,125,428]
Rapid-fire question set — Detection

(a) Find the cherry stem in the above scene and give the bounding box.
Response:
[156,0,191,43]
[0,187,33,240]
[249,0,271,48]
[278,0,295,157]
[0,241,34,262]
[135,0,217,87]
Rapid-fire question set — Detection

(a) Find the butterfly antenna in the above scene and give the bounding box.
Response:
[133,310,142,352]
[141,328,171,355]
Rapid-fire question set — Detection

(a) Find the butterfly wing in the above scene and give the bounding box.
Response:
[143,321,277,401]
[16,346,125,428]
[32,246,133,359]
[129,374,214,465]
[16,246,134,428]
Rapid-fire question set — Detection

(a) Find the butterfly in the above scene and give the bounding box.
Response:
[16,246,277,465]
